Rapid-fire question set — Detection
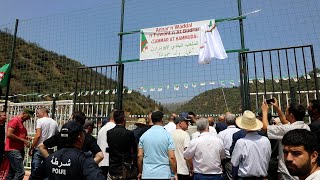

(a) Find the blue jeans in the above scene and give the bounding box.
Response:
[194,173,223,180]
[6,150,25,180]
[29,148,45,180]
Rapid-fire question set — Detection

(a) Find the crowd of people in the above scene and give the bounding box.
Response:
[0,98,320,180]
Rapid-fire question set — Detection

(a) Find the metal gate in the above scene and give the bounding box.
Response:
[74,64,123,125]
[240,45,319,111]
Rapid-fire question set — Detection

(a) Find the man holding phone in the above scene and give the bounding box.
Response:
[261,98,310,180]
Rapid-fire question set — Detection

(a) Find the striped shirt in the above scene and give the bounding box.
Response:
[231,132,271,177]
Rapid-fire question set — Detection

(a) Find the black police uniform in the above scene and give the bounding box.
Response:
[45,148,105,180]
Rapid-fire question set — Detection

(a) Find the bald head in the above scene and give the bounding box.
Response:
[208,116,214,126]
[218,115,225,122]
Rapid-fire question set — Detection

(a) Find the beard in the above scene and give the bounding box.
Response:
[286,158,312,177]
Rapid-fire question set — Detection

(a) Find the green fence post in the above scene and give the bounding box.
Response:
[4,19,19,112]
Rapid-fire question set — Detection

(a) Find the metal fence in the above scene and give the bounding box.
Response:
[241,45,319,111]
[1,0,320,115]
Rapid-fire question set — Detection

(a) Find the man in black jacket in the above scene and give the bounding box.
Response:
[107,110,136,179]
[39,120,105,180]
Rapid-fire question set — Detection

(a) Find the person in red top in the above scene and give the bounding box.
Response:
[5,108,34,180]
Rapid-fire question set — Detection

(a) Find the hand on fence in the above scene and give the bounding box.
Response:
[24,139,31,148]
[26,136,33,141]
[28,148,33,156]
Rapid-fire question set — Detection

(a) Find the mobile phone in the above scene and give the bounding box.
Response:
[266,99,275,104]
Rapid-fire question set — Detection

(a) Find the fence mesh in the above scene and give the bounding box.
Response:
[0,0,319,115]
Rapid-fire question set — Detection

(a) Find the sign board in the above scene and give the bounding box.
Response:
[140,19,213,60]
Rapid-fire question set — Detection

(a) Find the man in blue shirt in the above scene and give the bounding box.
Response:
[137,111,177,179]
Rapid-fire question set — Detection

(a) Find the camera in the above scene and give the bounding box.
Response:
[266,98,275,104]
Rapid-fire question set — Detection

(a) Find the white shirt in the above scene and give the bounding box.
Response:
[171,129,190,175]
[217,125,240,158]
[164,122,176,133]
[36,117,58,147]
[231,132,271,177]
[97,122,116,167]
[191,126,217,140]
[186,125,198,137]
[268,121,310,179]
[184,132,225,174]
[306,169,320,180]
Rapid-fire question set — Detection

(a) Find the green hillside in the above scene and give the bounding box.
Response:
[177,71,320,114]
[0,30,164,114]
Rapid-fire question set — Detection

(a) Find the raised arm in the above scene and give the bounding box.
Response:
[271,98,289,124]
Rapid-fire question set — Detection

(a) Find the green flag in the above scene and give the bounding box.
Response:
[0,64,10,87]
[141,31,148,52]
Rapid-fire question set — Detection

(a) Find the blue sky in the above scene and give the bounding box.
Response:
[0,0,319,104]
[0,0,107,24]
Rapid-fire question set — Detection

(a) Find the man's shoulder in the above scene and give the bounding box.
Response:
[309,120,320,131]
[85,133,97,142]
[7,116,22,127]
[172,129,189,137]
[9,116,20,123]
[47,148,85,162]
[37,117,56,125]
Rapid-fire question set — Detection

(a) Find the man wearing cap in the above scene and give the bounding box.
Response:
[181,112,197,136]
[137,111,178,179]
[231,110,271,179]
[184,118,225,179]
[217,113,240,180]
[107,110,136,179]
[29,107,58,180]
[164,113,177,133]
[40,121,105,179]
[262,99,310,180]
[171,116,192,179]
[5,108,34,180]
[97,109,116,176]
[41,111,104,164]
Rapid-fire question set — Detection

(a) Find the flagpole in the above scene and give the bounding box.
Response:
[221,87,229,112]
[4,19,19,112]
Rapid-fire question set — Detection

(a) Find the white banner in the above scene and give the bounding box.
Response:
[140,19,213,60]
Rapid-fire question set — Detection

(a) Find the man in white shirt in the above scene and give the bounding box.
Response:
[184,118,225,179]
[262,98,310,180]
[191,118,217,140]
[29,107,58,180]
[231,110,271,179]
[171,116,192,179]
[164,113,177,133]
[218,113,240,180]
[282,129,320,180]
[97,110,116,177]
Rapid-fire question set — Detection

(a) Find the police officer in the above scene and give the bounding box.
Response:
[39,120,105,180]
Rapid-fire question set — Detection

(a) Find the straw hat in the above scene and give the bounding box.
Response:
[236,110,263,131]
[135,118,147,125]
